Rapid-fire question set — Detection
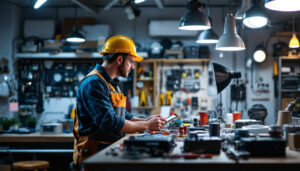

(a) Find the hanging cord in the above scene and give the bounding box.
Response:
[292,16,295,34]
[75,6,78,26]
[228,0,233,14]
[206,0,210,17]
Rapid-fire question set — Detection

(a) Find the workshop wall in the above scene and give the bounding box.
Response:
[0,4,21,118]
[1,3,298,125]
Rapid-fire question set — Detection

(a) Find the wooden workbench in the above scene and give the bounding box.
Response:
[83,134,300,171]
[0,133,74,154]
[0,133,73,143]
[0,133,74,170]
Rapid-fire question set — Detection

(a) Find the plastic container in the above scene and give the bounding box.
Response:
[199,112,209,126]
[232,112,242,122]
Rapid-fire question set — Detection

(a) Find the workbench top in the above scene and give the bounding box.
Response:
[83,134,300,171]
[0,133,74,142]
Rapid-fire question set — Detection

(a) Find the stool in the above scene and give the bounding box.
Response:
[13,161,49,171]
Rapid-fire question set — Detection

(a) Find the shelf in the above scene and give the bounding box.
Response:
[160,58,210,63]
[281,90,300,93]
[136,79,153,81]
[15,52,102,59]
[15,51,148,59]
[273,31,300,37]
[279,56,300,60]
[138,58,210,63]
[133,106,155,109]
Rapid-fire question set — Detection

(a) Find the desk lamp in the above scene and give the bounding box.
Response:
[208,62,241,123]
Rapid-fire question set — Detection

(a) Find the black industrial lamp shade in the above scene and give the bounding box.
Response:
[196,29,219,44]
[66,25,86,43]
[196,18,218,44]
[178,0,211,30]
[209,62,241,94]
[242,0,271,29]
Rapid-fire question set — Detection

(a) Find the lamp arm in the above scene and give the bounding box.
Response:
[230,71,241,79]
[285,100,296,112]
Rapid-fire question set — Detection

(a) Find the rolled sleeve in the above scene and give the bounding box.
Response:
[125,111,134,120]
[80,78,125,133]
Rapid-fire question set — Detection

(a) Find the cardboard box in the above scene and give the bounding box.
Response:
[78,41,98,49]
[63,18,96,38]
[43,41,63,49]
[288,133,300,150]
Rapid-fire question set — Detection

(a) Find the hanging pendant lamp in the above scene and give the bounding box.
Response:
[242,0,270,29]
[196,18,218,44]
[178,0,211,31]
[66,7,86,43]
[66,25,86,43]
[265,0,300,12]
[289,17,299,48]
[216,14,245,51]
[289,34,300,48]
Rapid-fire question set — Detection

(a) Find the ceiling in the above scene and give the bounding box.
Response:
[4,0,234,9]
[2,0,298,25]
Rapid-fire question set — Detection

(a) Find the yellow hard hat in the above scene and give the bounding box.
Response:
[100,35,143,62]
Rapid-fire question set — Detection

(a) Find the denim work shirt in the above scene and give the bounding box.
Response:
[76,63,133,136]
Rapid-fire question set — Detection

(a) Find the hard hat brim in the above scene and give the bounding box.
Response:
[133,55,143,62]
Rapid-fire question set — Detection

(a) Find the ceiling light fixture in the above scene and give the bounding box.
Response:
[179,0,211,31]
[125,1,141,20]
[235,0,252,20]
[264,0,300,12]
[216,13,245,51]
[134,0,146,4]
[289,16,300,48]
[34,0,47,9]
[242,0,270,29]
[196,4,218,44]
[196,18,219,44]
[66,25,86,43]
[253,44,267,63]
[66,7,86,43]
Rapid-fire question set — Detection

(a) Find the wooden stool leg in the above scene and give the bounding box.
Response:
[43,168,47,171]
[34,169,38,171]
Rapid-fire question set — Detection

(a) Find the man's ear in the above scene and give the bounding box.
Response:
[116,55,123,65]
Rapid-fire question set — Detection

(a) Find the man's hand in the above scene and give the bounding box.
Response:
[145,114,166,121]
[147,115,167,131]
[121,115,167,133]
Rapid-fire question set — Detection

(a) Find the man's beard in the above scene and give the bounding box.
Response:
[118,62,130,77]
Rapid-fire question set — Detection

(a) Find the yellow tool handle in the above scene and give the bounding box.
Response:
[273,61,278,76]
[166,91,172,106]
[159,94,165,106]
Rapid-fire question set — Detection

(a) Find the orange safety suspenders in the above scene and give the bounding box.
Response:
[73,69,126,167]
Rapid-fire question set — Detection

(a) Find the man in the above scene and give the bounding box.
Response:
[72,35,166,169]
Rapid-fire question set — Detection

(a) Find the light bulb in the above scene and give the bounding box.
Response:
[243,16,268,28]
[179,25,211,31]
[265,0,300,12]
[289,34,300,48]
[253,50,266,63]
[66,37,86,43]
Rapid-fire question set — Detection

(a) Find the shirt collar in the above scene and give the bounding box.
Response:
[95,64,120,86]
